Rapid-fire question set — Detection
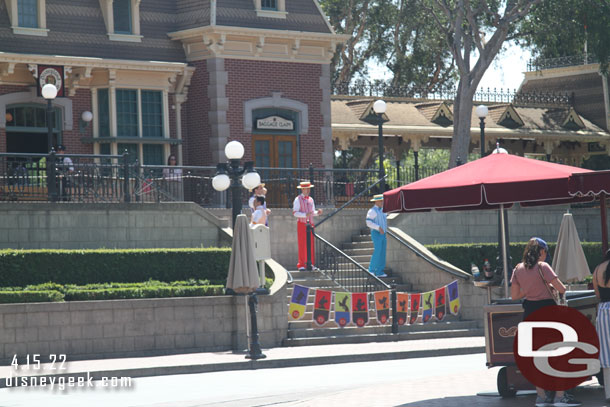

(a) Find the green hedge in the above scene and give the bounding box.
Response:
[0,248,231,287]
[64,286,224,301]
[0,290,64,303]
[425,241,605,277]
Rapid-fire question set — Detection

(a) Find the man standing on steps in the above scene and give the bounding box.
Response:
[366,194,387,277]
[293,181,322,271]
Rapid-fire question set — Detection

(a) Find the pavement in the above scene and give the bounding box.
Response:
[0,336,485,385]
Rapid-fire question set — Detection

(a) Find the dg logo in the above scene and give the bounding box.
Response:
[513,305,600,391]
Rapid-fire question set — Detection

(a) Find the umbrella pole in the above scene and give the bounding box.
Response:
[500,204,509,298]
[601,195,608,254]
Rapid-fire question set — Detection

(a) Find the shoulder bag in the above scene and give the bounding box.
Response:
[537,263,566,306]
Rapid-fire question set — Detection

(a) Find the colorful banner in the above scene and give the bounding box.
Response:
[396,292,409,325]
[352,292,369,327]
[422,291,434,323]
[374,290,391,324]
[435,286,447,321]
[288,285,309,320]
[334,292,351,327]
[447,280,461,315]
[409,293,421,325]
[313,289,331,326]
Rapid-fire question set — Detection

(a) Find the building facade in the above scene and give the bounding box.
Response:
[0,0,344,168]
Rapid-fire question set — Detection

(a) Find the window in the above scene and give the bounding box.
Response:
[18,0,37,27]
[261,0,277,10]
[98,89,110,138]
[116,89,138,138]
[143,144,163,165]
[117,143,138,162]
[113,0,131,34]
[141,91,163,138]
[254,0,286,17]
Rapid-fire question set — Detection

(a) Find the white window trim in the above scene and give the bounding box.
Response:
[4,0,49,36]
[252,0,287,19]
[99,0,142,42]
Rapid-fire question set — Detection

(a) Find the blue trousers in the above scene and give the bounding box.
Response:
[369,229,387,275]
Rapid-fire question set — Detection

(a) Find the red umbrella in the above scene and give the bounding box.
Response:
[383,153,592,297]
[384,153,592,213]
[568,170,610,253]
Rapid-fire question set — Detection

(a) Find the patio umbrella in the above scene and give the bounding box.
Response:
[226,214,260,294]
[383,152,593,297]
[552,213,590,283]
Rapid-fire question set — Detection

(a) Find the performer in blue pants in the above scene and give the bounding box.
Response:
[366,194,387,277]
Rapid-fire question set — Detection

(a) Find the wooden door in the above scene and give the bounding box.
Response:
[253,135,297,207]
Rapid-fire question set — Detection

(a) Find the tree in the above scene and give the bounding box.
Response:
[423,0,542,167]
[519,0,610,71]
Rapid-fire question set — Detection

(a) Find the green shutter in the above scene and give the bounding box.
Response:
[141,91,163,138]
[116,89,138,138]
[98,89,110,138]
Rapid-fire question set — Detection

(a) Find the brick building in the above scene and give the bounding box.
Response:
[0,0,344,168]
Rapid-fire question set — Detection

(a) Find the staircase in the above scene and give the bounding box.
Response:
[282,228,483,346]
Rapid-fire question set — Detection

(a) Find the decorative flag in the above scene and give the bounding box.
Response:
[396,292,409,325]
[409,293,421,325]
[435,286,447,321]
[334,292,351,327]
[374,290,391,324]
[288,285,309,320]
[447,280,461,315]
[313,289,332,326]
[422,291,434,323]
[352,292,369,327]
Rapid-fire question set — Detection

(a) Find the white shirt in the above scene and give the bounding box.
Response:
[251,206,267,225]
[292,195,320,218]
[366,207,382,232]
[248,196,256,211]
[62,156,74,172]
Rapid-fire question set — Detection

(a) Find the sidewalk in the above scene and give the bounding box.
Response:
[0,336,484,385]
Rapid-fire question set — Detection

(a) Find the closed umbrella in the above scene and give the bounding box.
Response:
[226,214,260,294]
[552,213,590,283]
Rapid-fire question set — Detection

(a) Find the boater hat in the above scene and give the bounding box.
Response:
[249,182,265,192]
[370,194,384,202]
[297,181,314,189]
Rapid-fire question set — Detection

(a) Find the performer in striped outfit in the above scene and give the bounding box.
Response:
[593,249,610,402]
[292,181,322,270]
[366,194,387,277]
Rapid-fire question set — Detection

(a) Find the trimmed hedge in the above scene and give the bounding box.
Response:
[0,248,231,287]
[64,286,224,301]
[0,290,64,303]
[426,241,605,277]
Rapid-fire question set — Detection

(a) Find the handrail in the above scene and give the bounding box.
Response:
[316,176,386,228]
[313,231,391,292]
[386,228,470,280]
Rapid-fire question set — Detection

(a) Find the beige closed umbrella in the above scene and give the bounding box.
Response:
[226,214,260,294]
[552,212,590,284]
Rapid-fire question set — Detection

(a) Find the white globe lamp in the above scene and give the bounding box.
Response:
[373,100,386,114]
[242,171,261,191]
[42,83,58,100]
[212,173,230,191]
[225,141,244,160]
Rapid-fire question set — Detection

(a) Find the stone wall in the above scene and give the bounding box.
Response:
[0,260,288,363]
[0,202,231,250]
[391,205,609,245]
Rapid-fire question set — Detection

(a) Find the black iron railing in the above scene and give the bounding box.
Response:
[527,54,600,71]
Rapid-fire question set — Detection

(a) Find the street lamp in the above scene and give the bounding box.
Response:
[212,140,261,229]
[492,142,511,284]
[42,83,58,153]
[475,105,489,158]
[361,100,389,192]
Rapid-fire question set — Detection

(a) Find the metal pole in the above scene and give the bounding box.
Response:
[601,196,608,254]
[245,292,266,360]
[413,150,419,181]
[378,118,385,191]
[47,99,53,153]
[391,284,398,334]
[500,204,509,298]
[306,222,313,271]
[479,117,485,157]
[229,159,241,229]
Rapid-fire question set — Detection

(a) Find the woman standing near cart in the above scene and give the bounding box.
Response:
[510,238,579,407]
[592,249,610,402]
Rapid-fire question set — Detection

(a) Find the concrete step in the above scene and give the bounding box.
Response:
[342,241,374,250]
[342,248,375,257]
[352,235,373,243]
[282,328,485,346]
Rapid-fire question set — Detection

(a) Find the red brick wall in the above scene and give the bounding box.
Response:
[224,60,324,168]
[183,60,211,166]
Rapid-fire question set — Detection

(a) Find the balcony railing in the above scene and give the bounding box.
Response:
[527,54,600,72]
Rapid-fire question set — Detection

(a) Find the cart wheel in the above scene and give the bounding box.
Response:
[597,372,605,387]
[498,366,517,398]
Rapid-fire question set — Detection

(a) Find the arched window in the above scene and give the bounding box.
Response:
[5,104,61,132]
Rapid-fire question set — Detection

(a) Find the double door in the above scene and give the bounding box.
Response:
[253,135,297,207]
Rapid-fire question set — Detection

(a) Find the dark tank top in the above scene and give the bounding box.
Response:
[599,286,610,302]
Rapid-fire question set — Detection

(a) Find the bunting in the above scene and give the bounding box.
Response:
[334,292,351,327]
[352,292,369,327]
[396,292,409,325]
[313,289,332,326]
[422,291,434,323]
[409,293,421,325]
[435,286,447,321]
[288,284,309,320]
[447,280,461,315]
[374,290,391,324]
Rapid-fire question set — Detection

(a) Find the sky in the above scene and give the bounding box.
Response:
[368,42,533,91]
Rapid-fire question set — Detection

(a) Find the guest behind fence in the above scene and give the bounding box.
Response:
[56,145,73,201]
[162,155,183,200]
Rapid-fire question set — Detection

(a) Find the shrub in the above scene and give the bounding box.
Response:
[0,290,64,303]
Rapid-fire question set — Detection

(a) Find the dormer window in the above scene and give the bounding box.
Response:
[99,0,142,42]
[254,0,286,18]
[4,0,49,36]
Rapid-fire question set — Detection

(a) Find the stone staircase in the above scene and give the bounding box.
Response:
[282,229,483,346]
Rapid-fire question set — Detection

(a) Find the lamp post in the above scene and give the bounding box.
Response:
[42,83,58,201]
[492,144,511,284]
[212,140,261,229]
[475,105,489,158]
[361,100,389,192]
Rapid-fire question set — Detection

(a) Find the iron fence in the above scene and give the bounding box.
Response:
[527,54,599,71]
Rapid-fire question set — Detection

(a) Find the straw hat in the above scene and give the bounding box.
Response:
[297,181,314,189]
[370,194,384,202]
[249,182,265,192]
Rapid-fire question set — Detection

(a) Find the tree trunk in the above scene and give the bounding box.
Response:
[449,76,475,168]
